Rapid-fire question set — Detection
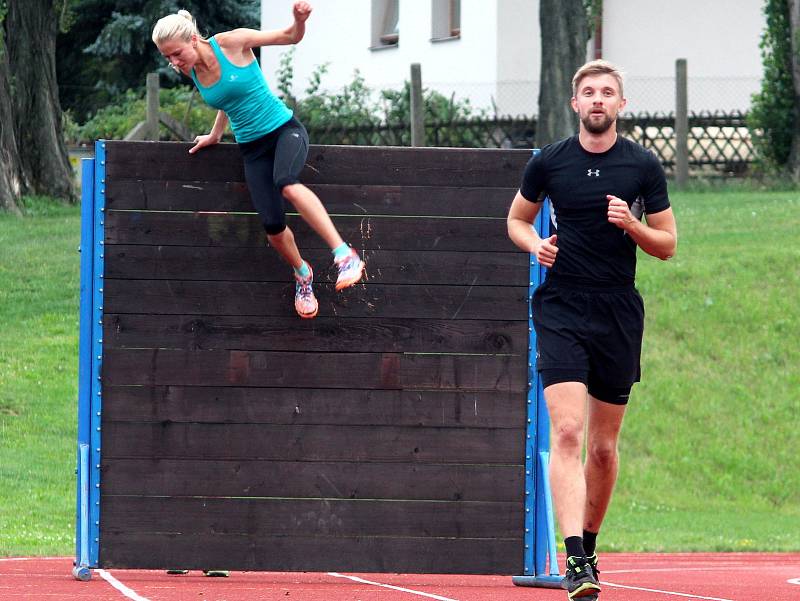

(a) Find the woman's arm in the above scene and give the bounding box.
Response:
[189,110,229,154]
[220,2,312,50]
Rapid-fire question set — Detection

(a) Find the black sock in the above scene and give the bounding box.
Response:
[564,536,585,559]
[583,530,598,556]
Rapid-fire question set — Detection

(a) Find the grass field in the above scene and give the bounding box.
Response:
[0,189,798,557]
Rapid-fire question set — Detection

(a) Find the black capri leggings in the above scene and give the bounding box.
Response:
[237,117,309,235]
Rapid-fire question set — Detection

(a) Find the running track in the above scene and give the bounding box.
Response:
[2,554,798,600]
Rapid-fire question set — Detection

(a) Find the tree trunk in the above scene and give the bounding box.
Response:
[788,0,800,180]
[537,0,589,147]
[0,18,24,213]
[6,0,75,202]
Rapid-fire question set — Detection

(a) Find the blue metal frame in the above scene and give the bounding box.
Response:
[513,149,561,588]
[74,141,106,581]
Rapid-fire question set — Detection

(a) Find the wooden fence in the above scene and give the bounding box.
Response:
[81,141,535,574]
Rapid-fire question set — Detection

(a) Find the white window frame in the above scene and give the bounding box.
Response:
[371,0,399,49]
[431,0,460,42]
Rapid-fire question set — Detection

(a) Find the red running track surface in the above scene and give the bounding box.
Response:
[1,553,798,601]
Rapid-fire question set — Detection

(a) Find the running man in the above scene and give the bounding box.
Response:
[507,60,677,600]
[152,2,365,319]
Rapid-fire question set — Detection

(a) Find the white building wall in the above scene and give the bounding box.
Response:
[260,0,500,111]
[602,0,763,113]
[260,0,765,116]
[496,0,539,117]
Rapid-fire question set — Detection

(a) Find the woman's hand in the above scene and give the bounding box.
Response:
[188,133,221,154]
[293,2,312,23]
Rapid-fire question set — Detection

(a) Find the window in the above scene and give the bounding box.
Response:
[432,0,460,41]
[371,0,399,49]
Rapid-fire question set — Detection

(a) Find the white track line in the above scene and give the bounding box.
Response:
[788,577,800,585]
[97,569,152,601]
[328,572,458,601]
[0,557,68,562]
[604,581,733,601]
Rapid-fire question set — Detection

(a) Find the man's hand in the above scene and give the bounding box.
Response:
[607,195,637,230]
[534,234,558,267]
[189,133,221,154]
[293,2,312,23]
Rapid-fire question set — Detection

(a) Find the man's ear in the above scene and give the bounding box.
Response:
[570,96,579,113]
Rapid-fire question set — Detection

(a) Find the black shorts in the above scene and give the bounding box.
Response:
[238,117,309,234]
[531,275,645,405]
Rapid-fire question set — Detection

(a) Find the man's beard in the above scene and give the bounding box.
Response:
[581,111,616,134]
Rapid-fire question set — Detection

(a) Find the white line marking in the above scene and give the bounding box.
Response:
[604,580,734,601]
[788,577,800,585]
[604,566,747,574]
[97,569,152,601]
[328,572,458,601]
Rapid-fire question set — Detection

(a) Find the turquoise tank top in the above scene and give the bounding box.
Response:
[191,37,293,143]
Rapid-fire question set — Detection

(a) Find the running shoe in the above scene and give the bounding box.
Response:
[334,248,365,291]
[561,555,601,599]
[294,264,318,319]
[587,553,600,582]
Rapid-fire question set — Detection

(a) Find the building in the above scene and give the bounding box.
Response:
[259,0,764,116]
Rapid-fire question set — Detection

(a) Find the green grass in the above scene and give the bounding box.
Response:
[0,198,81,556]
[0,189,798,556]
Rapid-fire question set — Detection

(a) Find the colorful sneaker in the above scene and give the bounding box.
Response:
[334,248,365,291]
[294,264,318,319]
[561,555,601,599]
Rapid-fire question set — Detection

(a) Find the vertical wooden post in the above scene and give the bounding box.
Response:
[146,72,160,141]
[410,63,425,147]
[675,59,689,188]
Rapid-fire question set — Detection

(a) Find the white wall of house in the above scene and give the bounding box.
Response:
[602,0,763,113]
[260,0,764,116]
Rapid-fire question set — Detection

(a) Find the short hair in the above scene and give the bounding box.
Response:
[152,9,201,45]
[572,60,624,97]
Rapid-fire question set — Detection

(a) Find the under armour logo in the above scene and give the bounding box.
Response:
[587,169,600,177]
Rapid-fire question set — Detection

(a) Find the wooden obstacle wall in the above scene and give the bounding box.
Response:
[97,141,531,574]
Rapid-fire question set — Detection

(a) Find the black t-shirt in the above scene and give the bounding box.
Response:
[520,135,670,286]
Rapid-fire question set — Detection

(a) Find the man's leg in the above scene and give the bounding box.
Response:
[545,381,590,540]
[584,396,627,534]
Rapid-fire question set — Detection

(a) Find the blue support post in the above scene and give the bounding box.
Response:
[513,149,561,588]
[74,157,95,582]
[88,141,107,567]
[74,142,105,580]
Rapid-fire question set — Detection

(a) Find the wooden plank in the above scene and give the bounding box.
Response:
[104,245,527,286]
[101,496,522,539]
[105,211,518,251]
[104,141,530,188]
[103,315,526,354]
[101,459,523,501]
[98,532,522,574]
[104,280,529,320]
[106,180,517,216]
[102,348,526,391]
[101,422,525,463]
[102,386,525,428]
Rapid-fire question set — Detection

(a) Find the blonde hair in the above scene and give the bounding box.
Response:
[152,9,201,45]
[572,60,624,97]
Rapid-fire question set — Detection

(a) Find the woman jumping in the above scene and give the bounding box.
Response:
[152,2,365,318]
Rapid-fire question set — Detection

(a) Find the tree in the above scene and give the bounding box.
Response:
[789,0,800,179]
[536,0,590,147]
[749,0,800,180]
[1,0,74,211]
[0,5,24,213]
[57,0,259,122]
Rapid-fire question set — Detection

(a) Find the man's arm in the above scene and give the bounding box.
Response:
[507,191,559,267]
[607,196,677,260]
